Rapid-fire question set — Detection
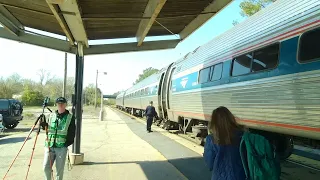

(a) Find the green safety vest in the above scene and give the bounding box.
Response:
[45,112,72,148]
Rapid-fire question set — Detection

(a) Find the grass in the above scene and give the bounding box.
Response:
[23,106,54,110]
[1,105,101,137]
[21,105,100,123]
[83,105,100,117]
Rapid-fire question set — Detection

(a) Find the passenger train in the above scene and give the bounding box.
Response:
[116,0,320,159]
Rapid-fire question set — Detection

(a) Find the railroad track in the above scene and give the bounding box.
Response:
[286,158,320,172]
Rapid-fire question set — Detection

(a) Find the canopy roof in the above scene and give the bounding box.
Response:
[0,0,231,55]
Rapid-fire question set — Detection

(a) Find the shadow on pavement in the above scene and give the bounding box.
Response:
[79,157,211,180]
[0,137,31,145]
[4,127,33,133]
[110,109,212,180]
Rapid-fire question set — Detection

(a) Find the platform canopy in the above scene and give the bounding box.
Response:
[0,0,231,55]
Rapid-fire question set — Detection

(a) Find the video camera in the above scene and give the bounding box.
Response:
[42,97,50,107]
[40,97,52,130]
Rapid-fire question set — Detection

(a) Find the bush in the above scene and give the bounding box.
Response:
[22,89,45,106]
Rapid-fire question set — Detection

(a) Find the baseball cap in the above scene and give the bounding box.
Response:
[56,97,67,104]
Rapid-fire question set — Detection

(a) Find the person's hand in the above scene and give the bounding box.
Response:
[40,121,48,130]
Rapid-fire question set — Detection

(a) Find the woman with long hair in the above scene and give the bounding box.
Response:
[203,106,246,180]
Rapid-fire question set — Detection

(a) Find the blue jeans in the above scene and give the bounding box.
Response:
[43,147,68,180]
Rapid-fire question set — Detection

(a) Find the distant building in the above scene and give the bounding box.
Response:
[12,94,22,100]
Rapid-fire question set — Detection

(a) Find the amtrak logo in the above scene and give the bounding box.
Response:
[180,77,188,88]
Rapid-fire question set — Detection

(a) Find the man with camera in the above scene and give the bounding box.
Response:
[41,97,76,180]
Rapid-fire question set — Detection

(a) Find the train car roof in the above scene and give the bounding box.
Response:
[116,91,125,98]
[173,0,319,73]
[125,72,160,94]
[124,62,174,94]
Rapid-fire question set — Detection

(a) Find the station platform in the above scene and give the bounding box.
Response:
[0,107,210,180]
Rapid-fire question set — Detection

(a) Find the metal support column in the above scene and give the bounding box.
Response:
[73,43,84,155]
[62,37,68,97]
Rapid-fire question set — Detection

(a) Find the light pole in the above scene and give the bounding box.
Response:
[99,87,104,121]
[95,70,107,108]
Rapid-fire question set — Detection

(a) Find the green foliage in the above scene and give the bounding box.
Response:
[0,74,24,98]
[134,67,159,85]
[21,88,45,106]
[233,0,276,26]
[0,70,75,107]
[83,84,102,106]
[239,0,276,17]
[105,99,116,106]
[0,70,123,108]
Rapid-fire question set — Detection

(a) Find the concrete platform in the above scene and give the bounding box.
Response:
[0,107,209,180]
[1,106,320,180]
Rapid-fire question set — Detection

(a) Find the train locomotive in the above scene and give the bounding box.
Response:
[116,0,320,159]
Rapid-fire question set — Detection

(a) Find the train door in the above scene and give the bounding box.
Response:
[166,67,175,110]
[157,73,165,119]
[160,63,174,119]
[165,67,176,120]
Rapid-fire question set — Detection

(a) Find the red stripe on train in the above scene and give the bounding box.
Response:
[173,111,320,132]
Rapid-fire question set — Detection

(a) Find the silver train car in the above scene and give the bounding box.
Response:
[117,0,320,159]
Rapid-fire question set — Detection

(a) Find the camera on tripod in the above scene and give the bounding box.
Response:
[42,97,50,108]
[40,97,51,130]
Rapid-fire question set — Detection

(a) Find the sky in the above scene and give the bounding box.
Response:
[0,0,246,95]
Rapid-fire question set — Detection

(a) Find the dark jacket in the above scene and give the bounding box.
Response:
[203,132,246,180]
[145,105,157,118]
[55,110,76,147]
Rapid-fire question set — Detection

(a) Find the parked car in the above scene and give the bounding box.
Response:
[0,99,23,129]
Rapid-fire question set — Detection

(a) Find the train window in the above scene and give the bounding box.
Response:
[299,28,320,62]
[252,44,279,72]
[199,66,210,83]
[210,63,223,81]
[232,53,252,76]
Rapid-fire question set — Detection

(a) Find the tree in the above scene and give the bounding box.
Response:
[21,88,45,106]
[37,69,54,86]
[240,0,276,17]
[83,84,102,106]
[134,67,159,85]
[112,91,122,96]
[0,77,13,98]
[0,71,96,107]
[233,0,276,25]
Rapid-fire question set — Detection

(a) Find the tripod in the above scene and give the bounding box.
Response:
[2,105,54,180]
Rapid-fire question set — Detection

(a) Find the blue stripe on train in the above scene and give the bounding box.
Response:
[172,37,320,93]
